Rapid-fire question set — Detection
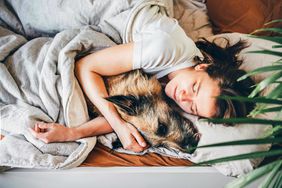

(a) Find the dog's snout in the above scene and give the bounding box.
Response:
[179,136,191,149]
[179,134,199,153]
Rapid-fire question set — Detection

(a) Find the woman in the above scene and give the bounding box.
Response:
[30,4,255,152]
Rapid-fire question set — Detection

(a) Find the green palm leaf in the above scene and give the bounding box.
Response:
[266,84,282,99]
[206,118,282,126]
[273,45,282,48]
[273,60,282,64]
[186,137,282,153]
[249,71,282,97]
[216,95,282,105]
[225,160,282,188]
[196,137,280,148]
[237,65,282,81]
[248,35,282,44]
[264,19,282,25]
[247,50,282,57]
[250,106,282,116]
[252,28,282,35]
[269,126,282,137]
[272,171,282,188]
[197,150,282,166]
[260,160,282,188]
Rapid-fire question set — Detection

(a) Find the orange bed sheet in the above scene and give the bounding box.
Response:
[80,143,193,167]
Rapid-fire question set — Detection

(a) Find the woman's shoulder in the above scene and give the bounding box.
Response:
[153,26,200,59]
[150,30,176,51]
[133,22,203,72]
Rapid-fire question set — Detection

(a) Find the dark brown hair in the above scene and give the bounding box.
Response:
[195,38,256,120]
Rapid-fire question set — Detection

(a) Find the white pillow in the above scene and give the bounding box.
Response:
[188,33,279,177]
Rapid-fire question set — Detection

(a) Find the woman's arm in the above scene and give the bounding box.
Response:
[29,117,114,143]
[75,43,133,129]
[74,43,146,152]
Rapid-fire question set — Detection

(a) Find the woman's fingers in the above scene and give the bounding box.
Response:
[37,122,52,129]
[127,123,147,148]
[131,130,147,148]
[34,122,54,133]
[29,128,51,143]
[34,123,40,132]
[29,127,47,141]
[119,133,144,152]
[29,122,71,143]
[127,137,145,153]
[29,127,38,137]
[36,122,52,129]
[115,122,148,152]
[29,122,55,143]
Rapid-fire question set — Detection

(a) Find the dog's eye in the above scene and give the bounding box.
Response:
[156,123,168,137]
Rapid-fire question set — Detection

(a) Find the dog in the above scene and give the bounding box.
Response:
[86,70,200,153]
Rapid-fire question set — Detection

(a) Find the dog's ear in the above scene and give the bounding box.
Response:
[105,95,141,116]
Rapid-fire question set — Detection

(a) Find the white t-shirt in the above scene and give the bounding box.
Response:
[131,5,204,79]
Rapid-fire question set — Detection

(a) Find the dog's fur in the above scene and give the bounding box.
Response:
[86,70,200,153]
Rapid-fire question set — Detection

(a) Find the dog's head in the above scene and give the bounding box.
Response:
[106,72,200,153]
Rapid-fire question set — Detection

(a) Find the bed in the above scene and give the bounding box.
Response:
[0,0,281,187]
[0,141,262,188]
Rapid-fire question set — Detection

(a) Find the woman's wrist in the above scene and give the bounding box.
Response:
[68,117,114,140]
[107,117,125,130]
[99,100,126,130]
[68,127,82,141]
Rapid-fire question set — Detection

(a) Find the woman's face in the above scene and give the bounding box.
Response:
[165,64,220,118]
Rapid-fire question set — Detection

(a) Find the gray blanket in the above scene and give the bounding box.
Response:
[0,0,219,171]
[0,0,175,170]
[0,25,116,169]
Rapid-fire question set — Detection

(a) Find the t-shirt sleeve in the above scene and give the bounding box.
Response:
[133,32,177,71]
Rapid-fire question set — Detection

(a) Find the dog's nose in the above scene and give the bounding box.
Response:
[179,136,191,148]
[179,135,198,153]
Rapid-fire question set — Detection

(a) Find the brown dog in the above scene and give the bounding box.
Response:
[86,70,200,153]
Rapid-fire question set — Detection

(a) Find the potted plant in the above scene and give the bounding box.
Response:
[194,20,282,188]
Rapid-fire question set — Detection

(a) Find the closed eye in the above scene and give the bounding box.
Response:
[191,82,200,116]
[192,83,196,93]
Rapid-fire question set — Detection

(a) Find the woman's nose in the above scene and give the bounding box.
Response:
[179,90,193,102]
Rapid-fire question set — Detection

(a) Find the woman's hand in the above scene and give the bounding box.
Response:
[114,121,147,153]
[29,122,76,143]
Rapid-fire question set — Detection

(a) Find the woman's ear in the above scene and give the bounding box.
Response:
[194,63,209,71]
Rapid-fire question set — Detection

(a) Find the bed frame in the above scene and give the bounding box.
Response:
[0,166,262,188]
